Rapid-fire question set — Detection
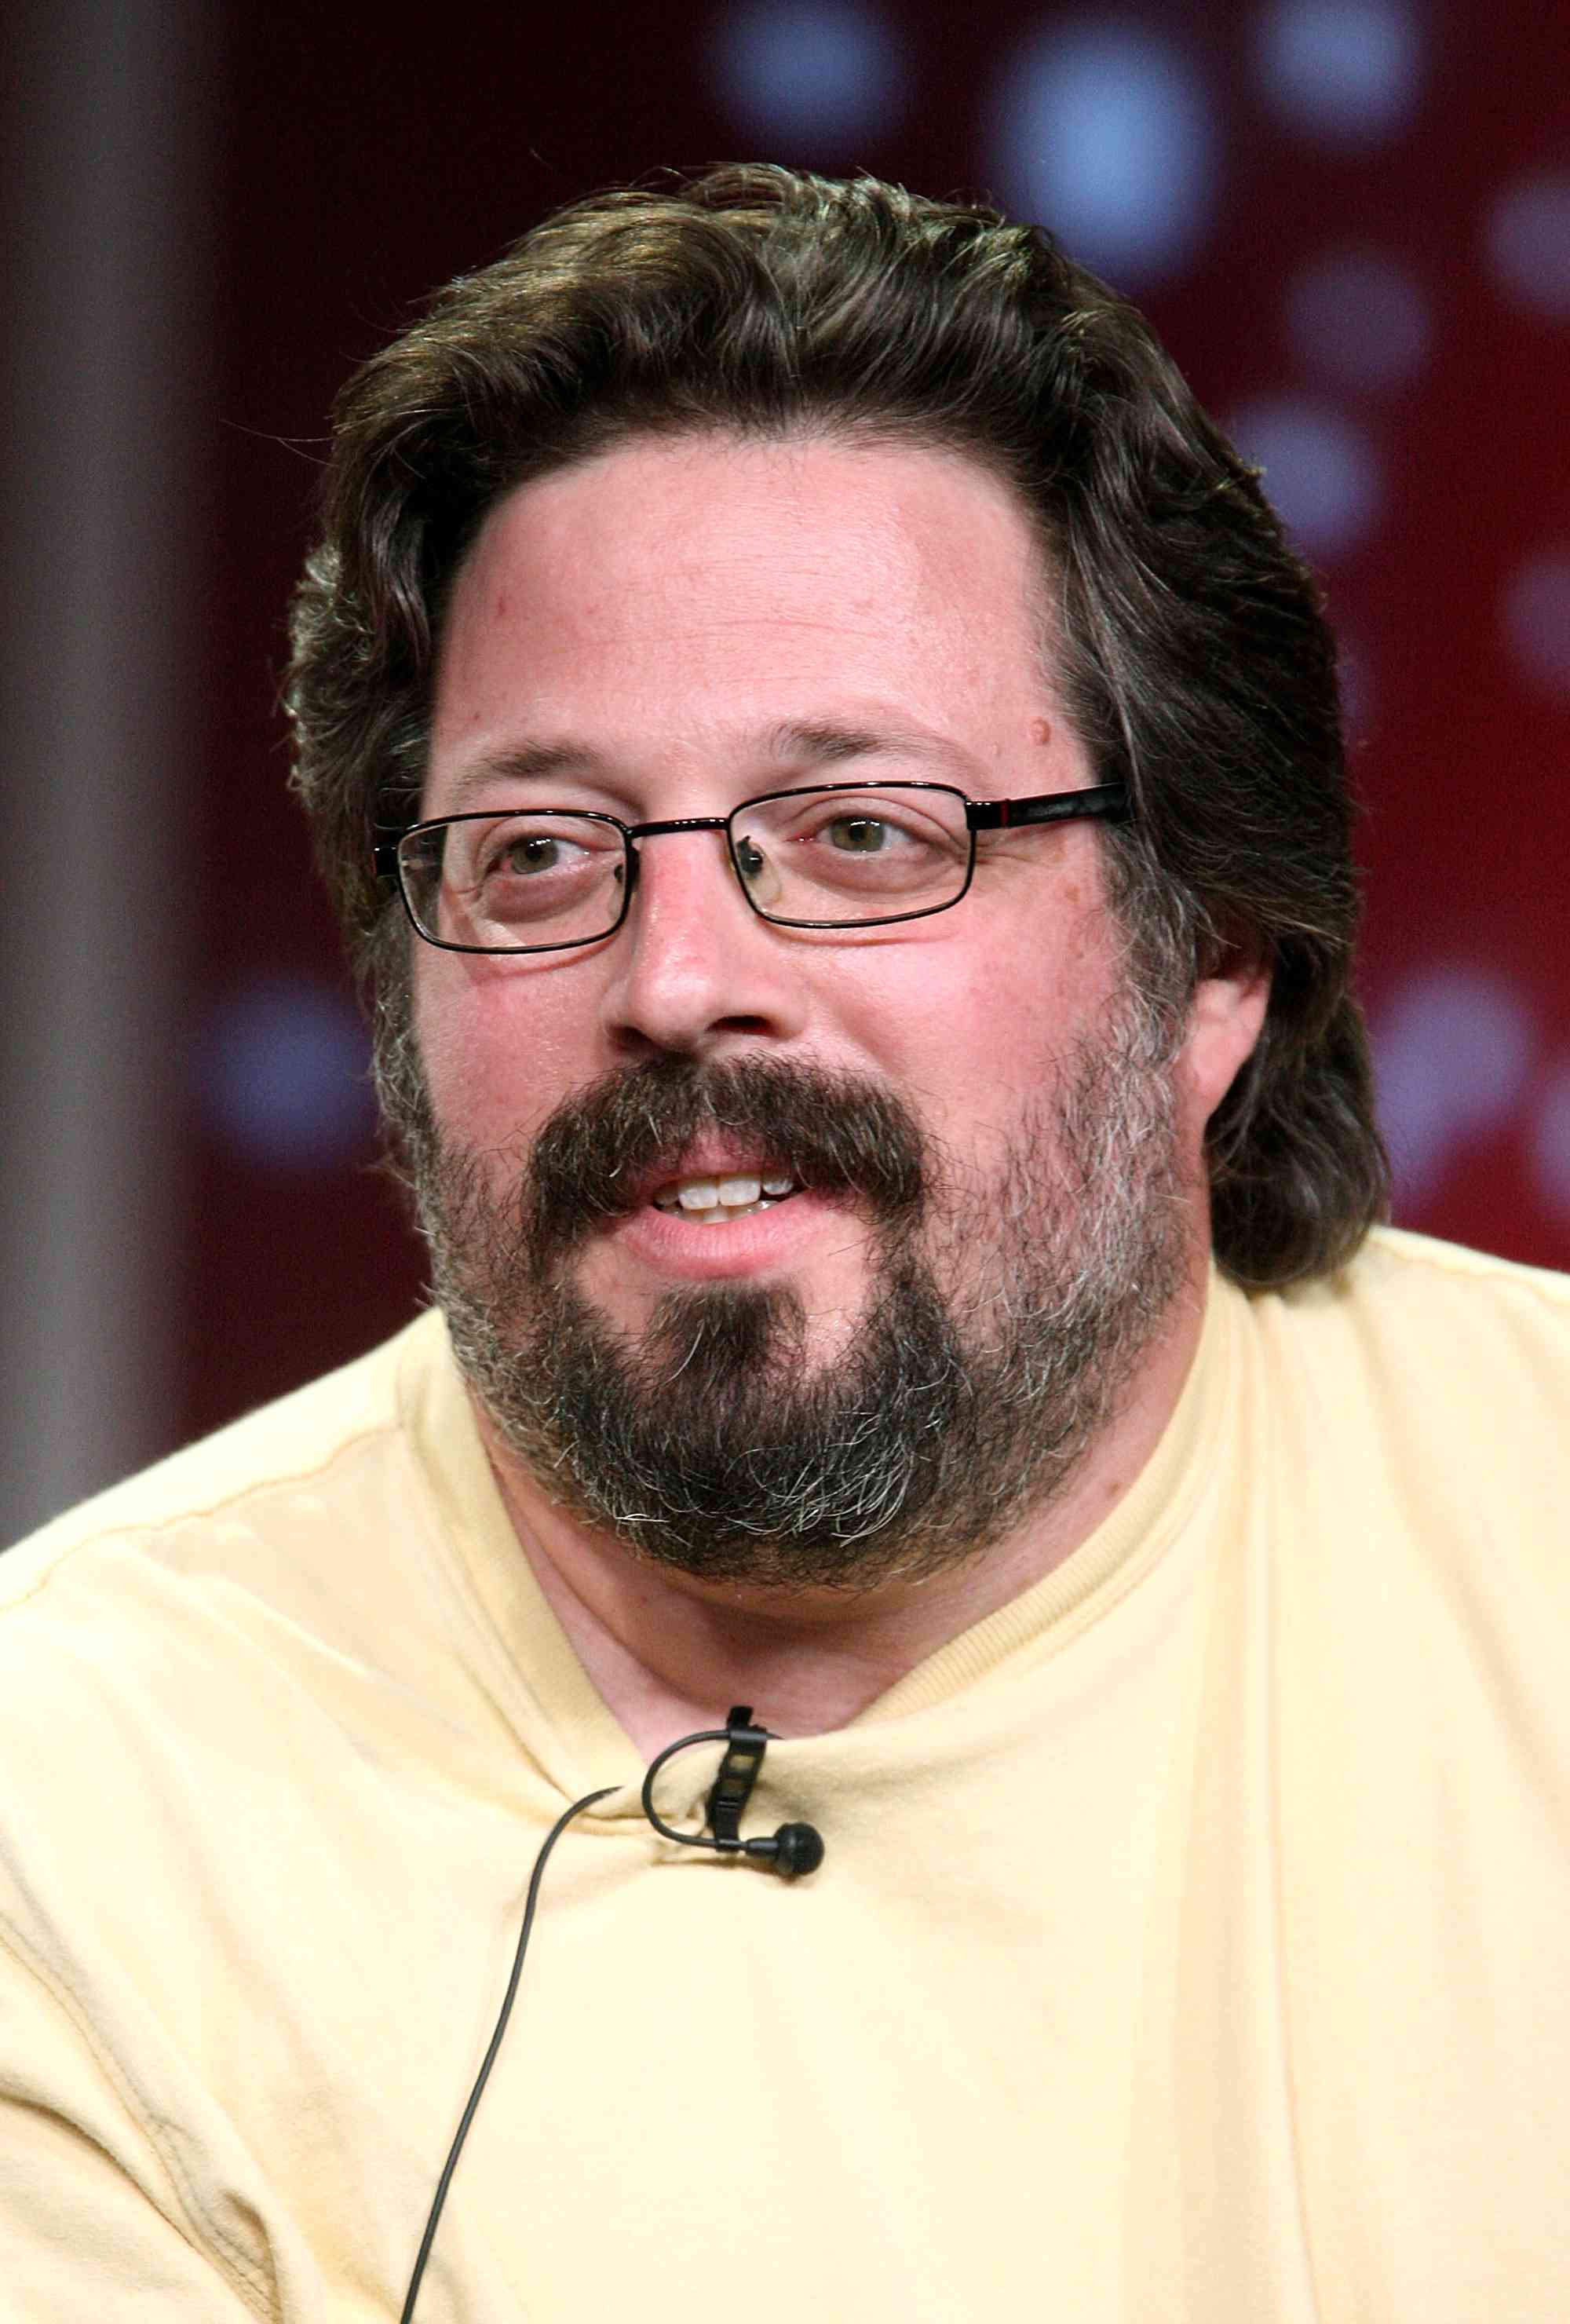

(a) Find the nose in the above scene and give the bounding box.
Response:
[599,825,809,1059]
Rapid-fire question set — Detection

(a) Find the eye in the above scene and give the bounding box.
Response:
[732,787,968,919]
[824,813,899,854]
[500,832,567,875]
[471,821,606,885]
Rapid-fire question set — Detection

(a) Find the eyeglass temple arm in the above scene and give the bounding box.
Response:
[966,780,1130,832]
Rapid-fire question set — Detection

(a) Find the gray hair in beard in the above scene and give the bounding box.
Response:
[372,967,1189,1591]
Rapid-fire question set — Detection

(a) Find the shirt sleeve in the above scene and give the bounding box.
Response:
[0,1931,276,2322]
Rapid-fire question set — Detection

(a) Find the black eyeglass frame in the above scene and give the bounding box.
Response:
[371,777,1132,956]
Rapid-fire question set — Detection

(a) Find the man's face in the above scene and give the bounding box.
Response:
[399,431,1238,1584]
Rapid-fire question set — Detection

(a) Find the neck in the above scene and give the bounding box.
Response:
[477,1275,1209,1759]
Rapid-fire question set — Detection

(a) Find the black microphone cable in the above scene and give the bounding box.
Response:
[399,1709,823,2321]
[397,1782,615,2324]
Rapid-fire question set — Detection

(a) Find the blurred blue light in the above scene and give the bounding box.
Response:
[1256,0,1423,144]
[1285,245,1432,390]
[1486,171,1570,322]
[1226,395,1382,556]
[988,22,1218,287]
[1373,966,1535,1210]
[712,0,908,148]
[203,977,376,1171]
[1502,549,1570,697]
[1532,1062,1570,1222]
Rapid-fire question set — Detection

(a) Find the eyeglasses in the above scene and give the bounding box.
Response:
[372,779,1130,956]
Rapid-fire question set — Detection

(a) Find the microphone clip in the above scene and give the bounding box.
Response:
[705,1705,769,1847]
[639,1705,825,1879]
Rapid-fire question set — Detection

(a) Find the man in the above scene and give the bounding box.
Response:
[2,167,1567,2322]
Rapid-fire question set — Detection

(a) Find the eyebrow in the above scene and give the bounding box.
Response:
[441,718,968,809]
[444,741,609,808]
[761,718,964,772]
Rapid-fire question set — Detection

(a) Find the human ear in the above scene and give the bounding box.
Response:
[1180,941,1271,1124]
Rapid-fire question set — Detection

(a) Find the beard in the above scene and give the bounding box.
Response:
[374,981,1190,1594]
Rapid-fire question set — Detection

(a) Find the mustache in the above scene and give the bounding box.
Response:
[524,1054,928,1264]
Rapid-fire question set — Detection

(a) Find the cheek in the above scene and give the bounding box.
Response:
[824,887,1116,1146]
[412,957,603,1151]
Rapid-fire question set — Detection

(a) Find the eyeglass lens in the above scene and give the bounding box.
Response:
[399,785,974,951]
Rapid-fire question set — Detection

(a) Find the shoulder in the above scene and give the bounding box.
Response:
[0,1309,455,1649]
[1231,1241,1570,2256]
[1270,1220,1570,1314]
[1242,1224,1570,1391]
[0,1311,490,2315]
[0,1303,480,1986]
[1226,1225,1570,1611]
[1334,1222,1570,1314]
[1238,1223,1570,1448]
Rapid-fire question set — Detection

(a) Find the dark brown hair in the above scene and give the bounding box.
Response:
[287,163,1388,1285]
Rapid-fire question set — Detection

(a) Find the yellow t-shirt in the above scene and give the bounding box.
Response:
[2,1227,1568,2322]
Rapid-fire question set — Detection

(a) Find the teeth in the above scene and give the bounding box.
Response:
[653,1170,799,1219]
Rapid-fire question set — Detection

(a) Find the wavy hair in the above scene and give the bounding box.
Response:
[287,164,1388,1285]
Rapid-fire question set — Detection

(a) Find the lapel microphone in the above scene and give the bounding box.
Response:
[399,1706,823,2321]
[641,1704,826,1876]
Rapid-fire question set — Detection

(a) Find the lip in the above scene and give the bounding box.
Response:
[601,1186,857,1282]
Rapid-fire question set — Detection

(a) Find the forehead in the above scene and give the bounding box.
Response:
[426,431,1068,798]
